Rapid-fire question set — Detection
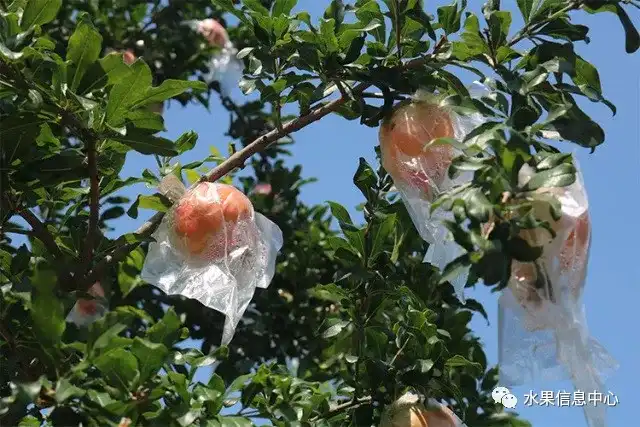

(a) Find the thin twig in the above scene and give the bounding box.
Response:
[310,396,372,422]
[83,139,100,270]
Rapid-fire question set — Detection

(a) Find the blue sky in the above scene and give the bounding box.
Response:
[103,1,640,426]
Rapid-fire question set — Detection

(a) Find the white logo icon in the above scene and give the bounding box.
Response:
[492,386,510,404]
[492,386,518,409]
[502,393,518,409]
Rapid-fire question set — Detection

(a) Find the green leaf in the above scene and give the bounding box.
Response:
[18,416,40,427]
[488,11,512,48]
[131,337,169,382]
[55,378,85,403]
[320,19,339,52]
[353,157,377,201]
[272,0,297,16]
[175,131,198,154]
[368,214,396,265]
[516,0,536,23]
[131,80,207,109]
[506,236,543,262]
[322,319,350,339]
[111,129,177,156]
[67,18,103,91]
[521,163,576,191]
[21,0,62,29]
[146,308,182,347]
[244,0,270,15]
[445,354,483,376]
[327,201,353,225]
[93,348,140,390]
[136,194,171,213]
[106,60,153,126]
[464,188,493,222]
[437,3,461,35]
[31,288,65,345]
[217,416,253,427]
[118,247,144,297]
[584,3,639,53]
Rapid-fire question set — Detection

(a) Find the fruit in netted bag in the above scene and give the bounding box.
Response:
[171,183,253,259]
[379,99,457,201]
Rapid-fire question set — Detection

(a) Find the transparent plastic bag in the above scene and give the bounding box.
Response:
[498,162,618,427]
[379,392,467,427]
[67,282,107,327]
[379,83,488,302]
[184,19,243,96]
[141,175,283,345]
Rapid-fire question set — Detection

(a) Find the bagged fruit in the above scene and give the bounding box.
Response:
[498,161,617,427]
[379,83,489,301]
[379,392,467,427]
[67,282,107,327]
[184,19,243,96]
[141,175,283,345]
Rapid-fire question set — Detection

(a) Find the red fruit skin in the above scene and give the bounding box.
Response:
[171,183,253,260]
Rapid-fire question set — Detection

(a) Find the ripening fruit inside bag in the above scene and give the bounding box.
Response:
[197,19,229,48]
[381,403,458,427]
[379,100,456,201]
[172,183,253,259]
[76,282,105,316]
[510,211,591,307]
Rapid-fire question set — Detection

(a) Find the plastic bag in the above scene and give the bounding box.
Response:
[379,83,488,302]
[498,162,618,427]
[379,392,467,427]
[67,282,107,327]
[184,19,243,96]
[141,175,283,345]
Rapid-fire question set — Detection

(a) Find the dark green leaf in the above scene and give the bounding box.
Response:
[67,18,102,91]
[93,348,140,390]
[445,354,483,376]
[106,60,153,126]
[175,131,198,154]
[272,0,297,16]
[111,130,177,156]
[437,3,461,35]
[21,0,62,29]
[521,163,576,191]
[131,337,169,382]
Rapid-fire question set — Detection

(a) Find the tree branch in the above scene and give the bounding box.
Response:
[76,56,432,292]
[310,396,372,422]
[16,206,63,261]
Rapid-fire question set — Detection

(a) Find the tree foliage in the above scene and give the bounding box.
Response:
[0,0,638,426]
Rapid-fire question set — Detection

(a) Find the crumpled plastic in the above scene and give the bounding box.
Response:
[184,19,243,96]
[379,83,488,302]
[498,162,618,427]
[67,282,107,327]
[379,392,467,427]
[141,175,283,345]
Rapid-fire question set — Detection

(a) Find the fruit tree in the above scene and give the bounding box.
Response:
[1,0,638,426]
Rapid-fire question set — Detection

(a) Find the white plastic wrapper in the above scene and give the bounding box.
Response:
[379,392,467,427]
[184,19,243,96]
[498,162,617,427]
[141,175,283,345]
[379,83,488,302]
[67,282,107,327]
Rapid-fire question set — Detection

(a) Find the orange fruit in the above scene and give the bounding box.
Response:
[172,183,253,259]
[385,405,457,427]
[379,100,456,201]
